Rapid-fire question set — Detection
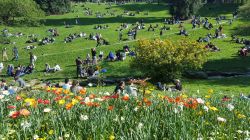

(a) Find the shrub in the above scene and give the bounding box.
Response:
[131,39,208,82]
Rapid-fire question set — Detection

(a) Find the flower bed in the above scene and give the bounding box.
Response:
[0,88,249,139]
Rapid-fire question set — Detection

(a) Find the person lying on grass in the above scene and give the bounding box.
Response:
[205,42,220,52]
[45,63,62,73]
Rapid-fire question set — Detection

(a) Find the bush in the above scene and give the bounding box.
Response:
[131,39,208,82]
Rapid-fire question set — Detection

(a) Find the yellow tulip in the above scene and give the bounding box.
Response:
[71,99,79,105]
[208,89,213,94]
[58,99,65,105]
[237,114,246,119]
[205,95,211,99]
[48,130,54,135]
[109,133,115,140]
[209,106,218,111]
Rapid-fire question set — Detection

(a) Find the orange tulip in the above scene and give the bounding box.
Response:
[108,106,114,111]
[89,94,96,99]
[75,96,83,101]
[79,88,87,95]
[122,95,129,101]
[16,95,22,101]
[184,98,198,109]
[86,102,93,107]
[143,98,152,106]
[64,90,69,94]
[65,103,73,110]
[20,109,30,116]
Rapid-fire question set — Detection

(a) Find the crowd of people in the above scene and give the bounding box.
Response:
[0,3,247,97]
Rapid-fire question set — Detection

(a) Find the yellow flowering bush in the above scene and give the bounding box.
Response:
[131,39,208,81]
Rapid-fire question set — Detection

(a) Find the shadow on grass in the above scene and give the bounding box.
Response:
[204,56,250,72]
[231,22,250,37]
[44,16,164,26]
[185,76,250,88]
[198,4,239,17]
[100,60,142,78]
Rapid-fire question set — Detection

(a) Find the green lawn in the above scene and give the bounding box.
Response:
[0,2,250,94]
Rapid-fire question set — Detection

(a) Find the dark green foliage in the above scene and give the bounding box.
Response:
[35,0,71,15]
[170,0,203,19]
[239,0,250,18]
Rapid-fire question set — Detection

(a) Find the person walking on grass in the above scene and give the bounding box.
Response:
[119,31,123,41]
[12,46,18,61]
[29,52,37,68]
[2,48,8,62]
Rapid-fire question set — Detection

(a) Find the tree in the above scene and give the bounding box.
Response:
[239,0,250,18]
[35,0,71,15]
[170,0,204,19]
[131,39,208,82]
[0,0,44,25]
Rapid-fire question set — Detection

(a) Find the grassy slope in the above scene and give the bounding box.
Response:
[0,2,250,94]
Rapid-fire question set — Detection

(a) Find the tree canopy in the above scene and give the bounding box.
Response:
[170,0,204,19]
[35,0,71,15]
[0,0,44,25]
[239,0,250,18]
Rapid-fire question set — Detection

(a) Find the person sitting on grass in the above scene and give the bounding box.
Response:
[170,79,182,91]
[126,80,138,97]
[7,64,14,77]
[98,51,103,61]
[205,42,220,52]
[62,78,71,90]
[120,51,126,61]
[123,45,130,53]
[14,76,26,88]
[179,28,188,36]
[0,79,8,91]
[116,51,121,61]
[107,51,115,61]
[24,64,34,74]
[15,66,25,77]
[70,80,83,94]
[113,81,125,96]
[239,47,248,56]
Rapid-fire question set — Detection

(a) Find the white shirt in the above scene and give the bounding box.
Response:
[54,65,61,71]
[0,63,4,70]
